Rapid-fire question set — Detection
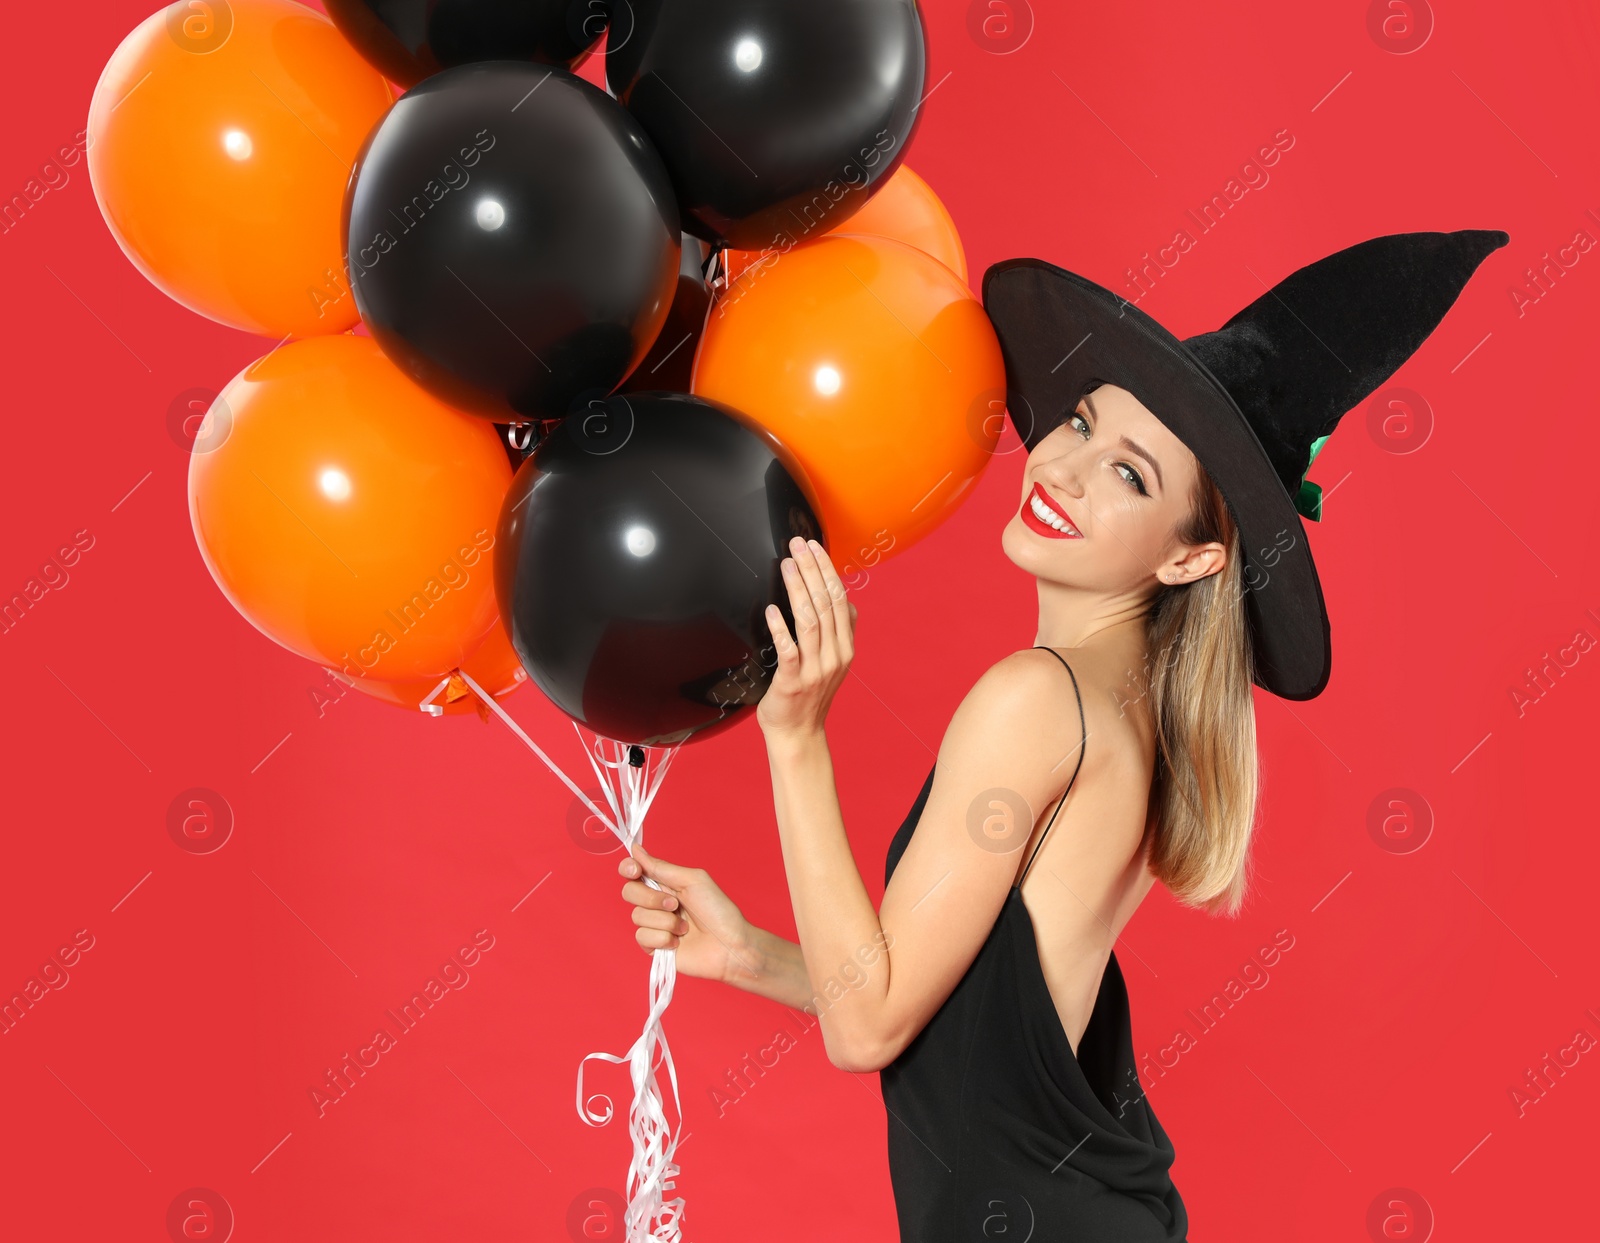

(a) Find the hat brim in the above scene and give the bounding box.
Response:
[981,258,1331,701]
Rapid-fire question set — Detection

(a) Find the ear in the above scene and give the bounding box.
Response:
[1171,540,1228,585]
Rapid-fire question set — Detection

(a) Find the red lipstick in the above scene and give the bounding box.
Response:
[1019,482,1083,539]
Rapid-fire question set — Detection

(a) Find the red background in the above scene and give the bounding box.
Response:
[3,1,1597,1239]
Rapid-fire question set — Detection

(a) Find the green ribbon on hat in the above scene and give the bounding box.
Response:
[1294,434,1330,522]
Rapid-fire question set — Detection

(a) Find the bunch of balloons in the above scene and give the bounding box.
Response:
[86,0,1002,746]
[87,4,1010,1237]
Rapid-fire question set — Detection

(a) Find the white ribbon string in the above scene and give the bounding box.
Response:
[575,944,686,1243]
[417,674,453,718]
[453,670,622,838]
[571,730,686,1243]
[574,725,679,853]
[451,672,687,1243]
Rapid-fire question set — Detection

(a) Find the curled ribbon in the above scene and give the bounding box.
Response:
[570,731,686,1243]
[575,946,686,1243]
[439,676,687,1243]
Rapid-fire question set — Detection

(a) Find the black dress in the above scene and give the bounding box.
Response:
[879,647,1188,1241]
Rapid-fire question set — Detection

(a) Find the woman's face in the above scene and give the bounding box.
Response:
[1000,383,1226,595]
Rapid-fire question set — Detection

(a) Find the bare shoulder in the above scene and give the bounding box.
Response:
[935,650,1093,802]
[952,648,1152,788]
[959,647,1124,739]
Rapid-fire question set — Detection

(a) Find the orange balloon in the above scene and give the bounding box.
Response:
[87,0,393,337]
[345,618,528,717]
[693,234,1004,577]
[720,164,968,286]
[189,334,512,682]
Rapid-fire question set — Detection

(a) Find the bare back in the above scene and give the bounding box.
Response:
[1011,645,1160,1056]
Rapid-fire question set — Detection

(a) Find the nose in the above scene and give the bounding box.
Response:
[1039,449,1086,498]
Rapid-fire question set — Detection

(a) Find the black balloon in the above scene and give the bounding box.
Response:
[496,392,824,746]
[605,0,928,251]
[325,0,607,89]
[344,62,681,421]
[616,235,711,395]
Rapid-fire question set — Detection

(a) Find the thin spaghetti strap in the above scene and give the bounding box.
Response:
[1015,646,1087,889]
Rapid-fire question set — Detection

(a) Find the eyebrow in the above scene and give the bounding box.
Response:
[1082,392,1165,492]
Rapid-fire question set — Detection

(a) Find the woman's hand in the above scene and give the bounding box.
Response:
[618,844,763,986]
[757,536,858,742]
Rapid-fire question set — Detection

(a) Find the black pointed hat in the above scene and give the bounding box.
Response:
[982,229,1508,701]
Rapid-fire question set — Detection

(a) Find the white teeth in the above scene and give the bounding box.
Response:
[1030,492,1079,535]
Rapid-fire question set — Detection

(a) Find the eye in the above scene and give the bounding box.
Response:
[1068,408,1150,497]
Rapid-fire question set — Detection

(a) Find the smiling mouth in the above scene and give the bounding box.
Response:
[1019,482,1083,539]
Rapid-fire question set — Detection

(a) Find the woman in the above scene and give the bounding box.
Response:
[617,228,1506,1239]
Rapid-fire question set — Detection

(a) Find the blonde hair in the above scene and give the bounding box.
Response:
[1140,460,1261,917]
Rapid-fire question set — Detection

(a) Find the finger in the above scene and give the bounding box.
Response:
[622,879,678,911]
[764,604,800,670]
[631,907,689,934]
[636,927,678,952]
[789,536,837,650]
[806,539,854,659]
[781,556,822,664]
[629,844,701,891]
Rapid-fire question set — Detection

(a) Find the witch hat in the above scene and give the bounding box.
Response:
[982,229,1508,701]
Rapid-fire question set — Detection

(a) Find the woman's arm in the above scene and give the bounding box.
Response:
[758,538,1091,1073]
[737,925,817,1011]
